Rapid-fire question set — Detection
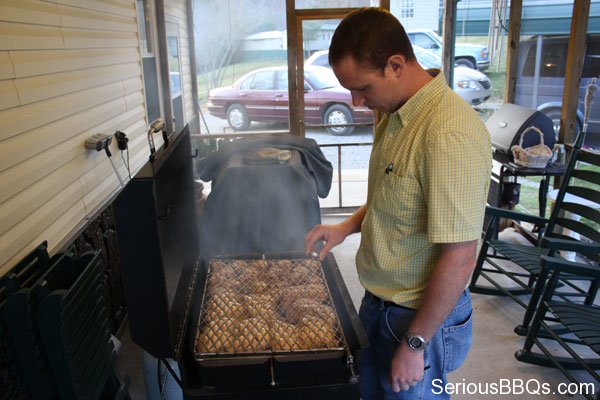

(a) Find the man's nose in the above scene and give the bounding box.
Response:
[351,92,364,107]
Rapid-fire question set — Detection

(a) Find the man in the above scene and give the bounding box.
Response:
[304,7,491,400]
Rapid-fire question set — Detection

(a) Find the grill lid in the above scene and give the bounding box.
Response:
[485,103,555,159]
[114,126,200,360]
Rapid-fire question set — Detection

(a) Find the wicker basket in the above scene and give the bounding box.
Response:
[511,126,553,168]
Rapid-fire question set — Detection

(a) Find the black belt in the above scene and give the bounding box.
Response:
[365,291,414,310]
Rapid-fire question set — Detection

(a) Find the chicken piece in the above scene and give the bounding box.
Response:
[233,318,271,352]
[271,320,299,351]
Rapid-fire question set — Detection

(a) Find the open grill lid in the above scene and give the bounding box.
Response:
[114,126,200,360]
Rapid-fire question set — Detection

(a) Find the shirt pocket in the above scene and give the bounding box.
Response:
[370,173,424,234]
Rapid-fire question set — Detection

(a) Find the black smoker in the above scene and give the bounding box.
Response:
[484,103,555,209]
[113,128,368,399]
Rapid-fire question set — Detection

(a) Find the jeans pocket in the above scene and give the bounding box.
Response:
[442,304,473,372]
[381,306,415,346]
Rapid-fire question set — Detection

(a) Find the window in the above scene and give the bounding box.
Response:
[276,72,287,90]
[522,41,567,78]
[522,36,600,79]
[136,0,161,123]
[400,0,414,19]
[239,76,251,90]
[582,40,600,78]
[136,0,152,55]
[249,71,274,90]
[409,33,435,49]
[277,72,309,91]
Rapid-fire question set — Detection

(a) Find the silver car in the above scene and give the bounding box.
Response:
[306,47,492,106]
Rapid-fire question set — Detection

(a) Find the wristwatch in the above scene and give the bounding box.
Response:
[405,332,428,350]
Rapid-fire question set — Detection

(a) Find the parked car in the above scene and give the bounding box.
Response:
[207,65,372,135]
[306,47,492,106]
[406,29,490,70]
[515,34,600,149]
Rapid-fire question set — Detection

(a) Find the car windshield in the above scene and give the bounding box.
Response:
[305,67,339,90]
[413,46,441,69]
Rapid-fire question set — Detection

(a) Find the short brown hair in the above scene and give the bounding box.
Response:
[329,7,416,72]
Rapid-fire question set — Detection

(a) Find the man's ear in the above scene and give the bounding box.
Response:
[388,54,406,75]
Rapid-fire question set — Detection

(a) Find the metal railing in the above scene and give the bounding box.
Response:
[318,142,371,214]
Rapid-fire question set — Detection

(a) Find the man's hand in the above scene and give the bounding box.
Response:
[388,342,425,392]
[304,224,348,261]
[304,205,366,261]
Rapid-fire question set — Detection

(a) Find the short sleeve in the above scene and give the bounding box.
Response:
[423,131,491,243]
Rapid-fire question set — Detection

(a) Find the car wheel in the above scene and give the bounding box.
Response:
[227,103,250,131]
[455,58,476,69]
[324,104,354,135]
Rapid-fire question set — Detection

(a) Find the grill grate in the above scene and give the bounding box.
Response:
[479,78,491,89]
[194,257,345,359]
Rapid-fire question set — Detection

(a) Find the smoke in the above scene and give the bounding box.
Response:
[198,149,322,258]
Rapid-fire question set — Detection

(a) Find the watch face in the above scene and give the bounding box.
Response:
[408,335,425,349]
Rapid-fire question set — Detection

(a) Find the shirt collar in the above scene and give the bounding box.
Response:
[389,69,445,130]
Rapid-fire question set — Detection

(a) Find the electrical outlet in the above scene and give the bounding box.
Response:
[85,133,113,156]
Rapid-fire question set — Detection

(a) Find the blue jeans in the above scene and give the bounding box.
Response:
[358,289,473,400]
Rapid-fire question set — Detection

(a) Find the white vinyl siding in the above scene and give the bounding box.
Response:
[0,0,148,274]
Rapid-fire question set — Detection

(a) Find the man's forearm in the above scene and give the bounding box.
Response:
[407,241,477,341]
[342,204,367,236]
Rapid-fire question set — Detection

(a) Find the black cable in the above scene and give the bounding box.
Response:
[155,358,184,399]
[116,130,131,179]
[160,358,184,388]
[157,359,163,396]
[120,149,131,180]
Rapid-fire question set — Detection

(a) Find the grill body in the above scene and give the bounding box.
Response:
[181,253,367,399]
[114,129,367,399]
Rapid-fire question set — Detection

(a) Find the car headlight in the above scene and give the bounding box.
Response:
[456,80,478,89]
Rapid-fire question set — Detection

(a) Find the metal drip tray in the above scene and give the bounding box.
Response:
[193,256,347,366]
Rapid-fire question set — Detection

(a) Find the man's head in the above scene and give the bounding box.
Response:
[329,7,416,73]
[327,7,431,113]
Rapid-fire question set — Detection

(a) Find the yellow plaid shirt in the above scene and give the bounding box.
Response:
[356,69,492,308]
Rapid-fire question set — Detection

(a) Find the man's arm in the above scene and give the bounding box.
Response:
[304,204,367,260]
[388,240,478,392]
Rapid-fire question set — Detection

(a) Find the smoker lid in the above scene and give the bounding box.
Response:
[485,103,555,155]
[114,125,201,360]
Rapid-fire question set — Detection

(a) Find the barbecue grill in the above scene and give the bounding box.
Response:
[485,103,555,163]
[113,127,368,399]
[484,103,556,210]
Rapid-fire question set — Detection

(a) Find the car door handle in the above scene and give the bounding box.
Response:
[275,94,283,98]
[239,93,247,97]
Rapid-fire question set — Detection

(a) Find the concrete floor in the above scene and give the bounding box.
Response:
[116,215,595,399]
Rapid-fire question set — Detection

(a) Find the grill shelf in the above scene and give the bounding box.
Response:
[193,255,349,366]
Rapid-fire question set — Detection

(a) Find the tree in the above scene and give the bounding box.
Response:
[193,0,274,94]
